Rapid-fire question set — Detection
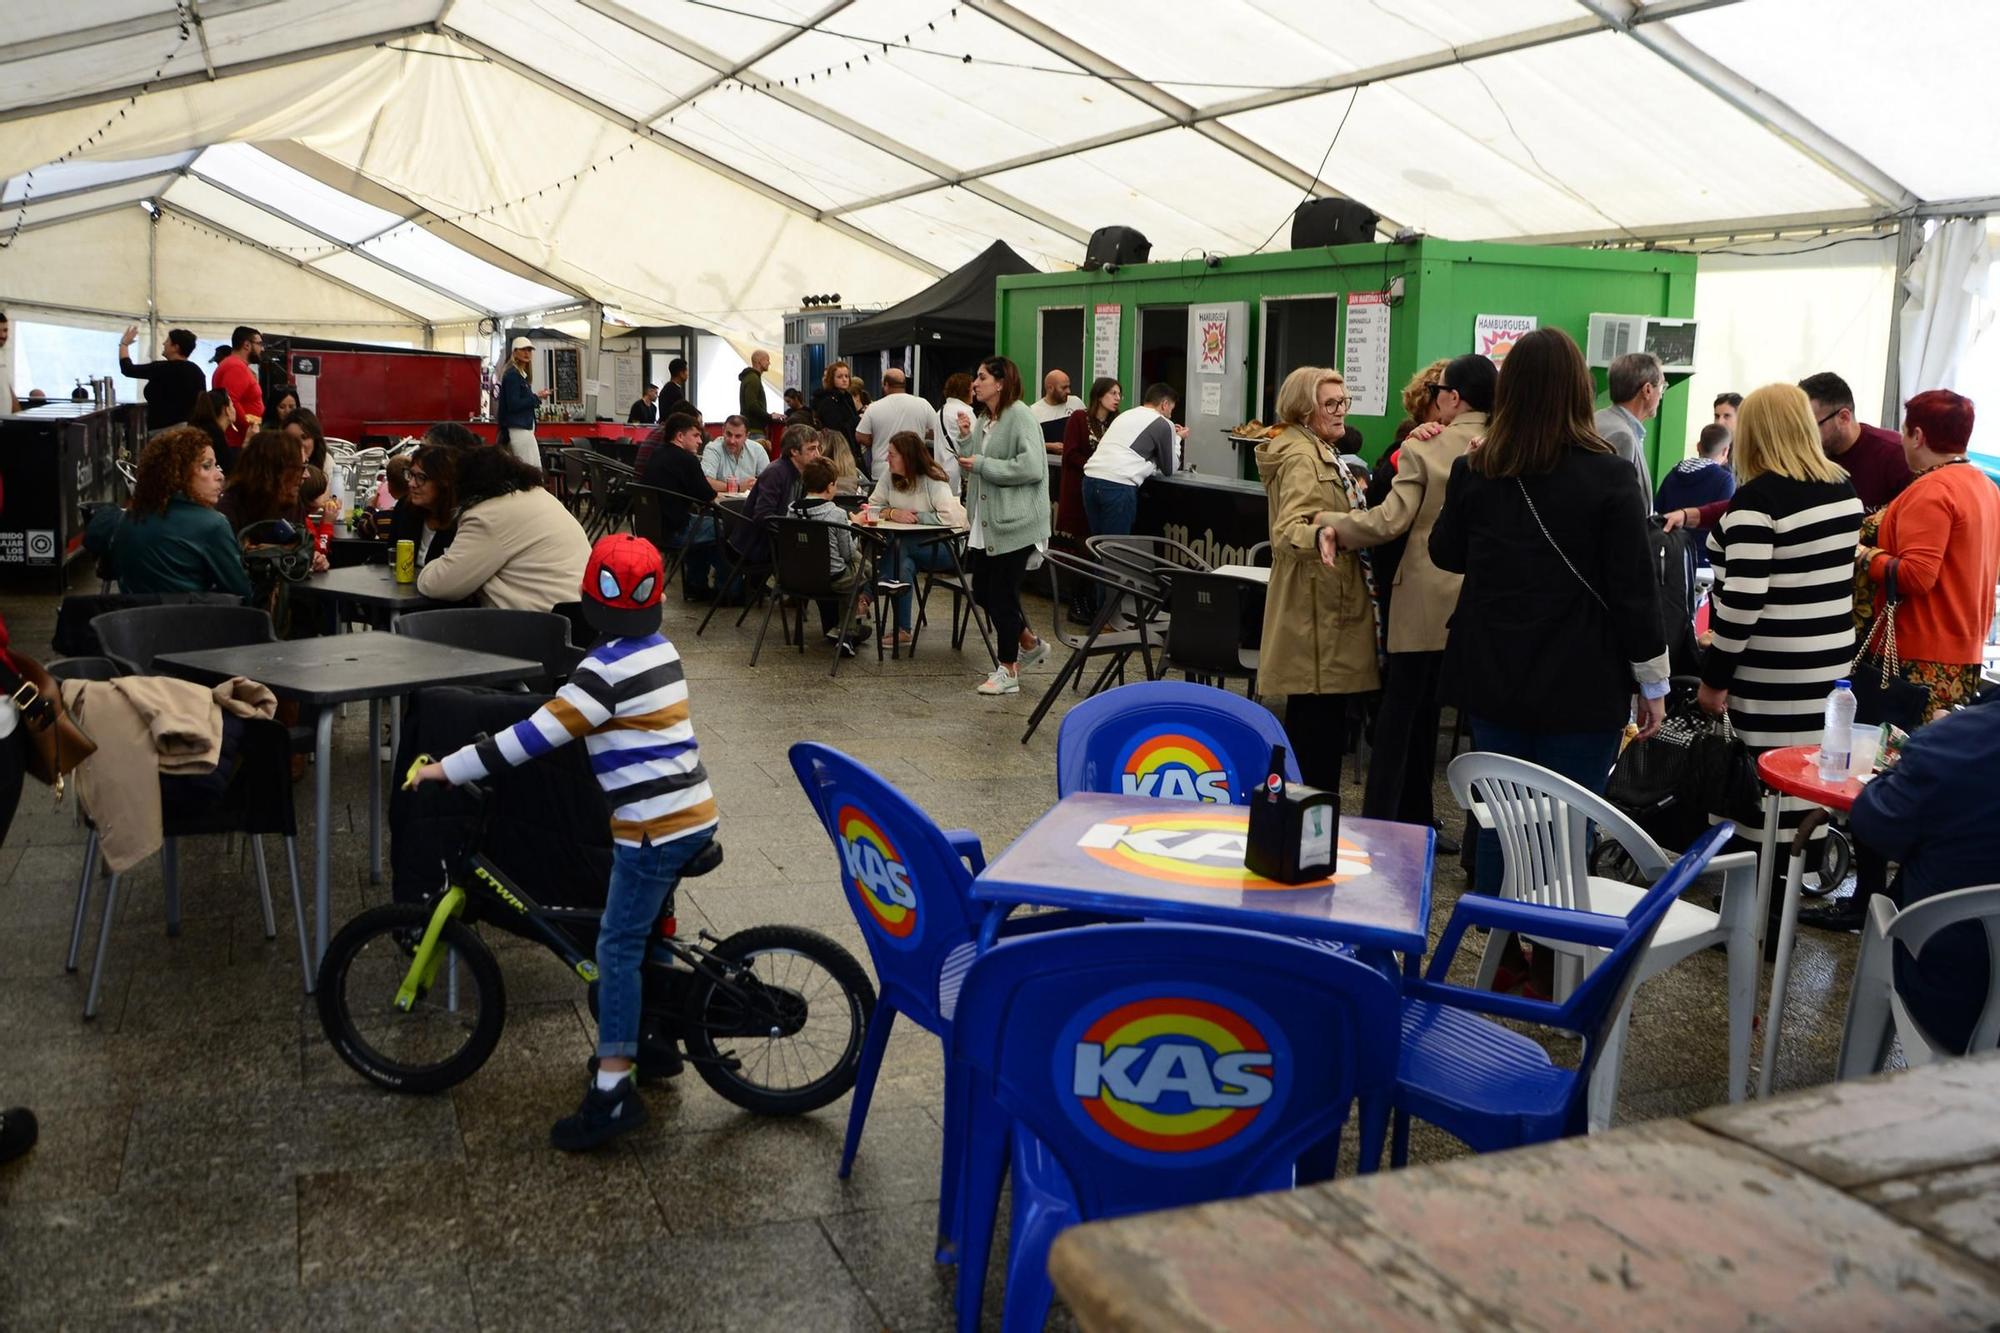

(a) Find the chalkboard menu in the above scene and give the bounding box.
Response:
[551,346,582,404]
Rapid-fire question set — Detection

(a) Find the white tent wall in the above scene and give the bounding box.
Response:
[0,207,155,317]
[154,209,432,336]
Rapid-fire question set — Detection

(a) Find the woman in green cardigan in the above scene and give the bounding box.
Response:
[92,426,251,599]
[960,356,1051,696]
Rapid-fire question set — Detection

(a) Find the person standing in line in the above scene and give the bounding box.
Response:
[1030,369,1084,453]
[934,371,974,491]
[1053,375,1119,563]
[1800,371,1913,513]
[211,325,265,454]
[1713,392,1742,431]
[960,356,1050,696]
[1255,366,1379,791]
[1655,423,1736,569]
[854,367,935,480]
[628,383,660,424]
[812,361,861,456]
[659,357,689,414]
[1428,328,1668,988]
[739,349,775,439]
[1594,351,1665,500]
[1325,352,1496,829]
[497,336,548,470]
[1697,383,1861,862]
[117,325,205,431]
[1082,381,1181,544]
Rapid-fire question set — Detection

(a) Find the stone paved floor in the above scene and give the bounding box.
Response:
[0,567,1861,1329]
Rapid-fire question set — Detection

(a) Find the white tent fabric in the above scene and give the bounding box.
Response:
[1,0,1996,346]
[1899,218,1993,401]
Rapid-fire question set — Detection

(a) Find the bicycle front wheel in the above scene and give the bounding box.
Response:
[316,902,507,1094]
[686,925,874,1116]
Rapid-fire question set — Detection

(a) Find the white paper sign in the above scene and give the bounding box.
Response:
[1299,802,1333,869]
[1198,380,1222,417]
[1092,303,1121,381]
[783,346,802,395]
[1343,292,1390,417]
[294,372,317,412]
[610,352,642,409]
[1474,313,1537,364]
[1194,307,1230,375]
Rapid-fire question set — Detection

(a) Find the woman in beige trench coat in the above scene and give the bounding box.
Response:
[1255,366,1382,790]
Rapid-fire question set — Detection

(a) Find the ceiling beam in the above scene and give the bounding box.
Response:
[1577,0,1914,211]
[2,199,149,237]
[962,0,1396,234]
[640,0,857,124]
[439,25,945,279]
[253,140,589,301]
[1498,206,1897,247]
[0,0,283,67]
[2,167,186,214]
[0,20,434,124]
[581,0,1088,244]
[184,169,488,318]
[154,200,433,325]
[188,1,219,80]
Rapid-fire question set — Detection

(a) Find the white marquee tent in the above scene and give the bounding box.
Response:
[1,0,1996,415]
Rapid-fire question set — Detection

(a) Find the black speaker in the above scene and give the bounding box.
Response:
[1083,225,1152,271]
[1291,198,1379,249]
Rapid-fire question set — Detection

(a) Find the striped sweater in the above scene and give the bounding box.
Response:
[438,633,718,847]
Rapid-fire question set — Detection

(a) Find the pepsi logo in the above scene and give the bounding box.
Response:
[1115,728,1233,803]
[1061,990,1286,1160]
[1077,811,1372,890]
[837,804,920,946]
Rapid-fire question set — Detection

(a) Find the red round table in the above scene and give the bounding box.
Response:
[1754,744,1864,1096]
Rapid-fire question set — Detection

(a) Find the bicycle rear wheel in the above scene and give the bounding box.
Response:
[686,925,873,1116]
[317,902,507,1094]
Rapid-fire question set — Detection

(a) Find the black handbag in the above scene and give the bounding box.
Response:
[1605,694,1758,851]
[1849,560,1930,731]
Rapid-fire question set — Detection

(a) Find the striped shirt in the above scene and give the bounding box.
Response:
[439,632,718,847]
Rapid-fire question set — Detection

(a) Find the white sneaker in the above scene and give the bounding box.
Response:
[975,667,1020,696]
[1017,638,1051,669]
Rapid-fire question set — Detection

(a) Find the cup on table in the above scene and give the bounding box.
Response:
[1850,727,1880,777]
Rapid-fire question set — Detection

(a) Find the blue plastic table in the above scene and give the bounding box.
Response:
[971,792,1435,963]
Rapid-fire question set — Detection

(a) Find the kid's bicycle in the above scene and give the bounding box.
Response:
[315,759,875,1115]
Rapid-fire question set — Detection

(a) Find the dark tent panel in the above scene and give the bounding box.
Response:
[839,242,1041,390]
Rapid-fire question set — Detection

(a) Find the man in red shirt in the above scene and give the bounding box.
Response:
[1800,371,1912,512]
[211,325,265,451]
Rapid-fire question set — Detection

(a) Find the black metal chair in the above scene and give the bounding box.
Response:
[1021,551,1164,744]
[697,502,776,638]
[393,608,579,692]
[909,534,993,663]
[1245,540,1272,567]
[558,448,595,525]
[47,656,120,683]
[1164,571,1262,697]
[91,605,278,676]
[626,483,717,600]
[69,715,310,1017]
[53,592,245,658]
[754,517,871,677]
[1088,534,1204,631]
[579,453,637,538]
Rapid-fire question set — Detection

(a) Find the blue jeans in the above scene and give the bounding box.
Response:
[883,537,956,631]
[1466,717,1622,895]
[595,830,714,1059]
[1081,476,1139,543]
[673,515,717,595]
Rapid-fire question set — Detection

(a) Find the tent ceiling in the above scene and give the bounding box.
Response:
[1,0,1993,343]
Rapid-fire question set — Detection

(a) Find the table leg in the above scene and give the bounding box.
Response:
[1758,843,1809,1098]
[368,697,382,885]
[1752,789,1781,951]
[313,707,335,967]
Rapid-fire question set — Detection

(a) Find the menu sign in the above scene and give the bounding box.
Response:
[551,346,582,404]
[1342,292,1390,418]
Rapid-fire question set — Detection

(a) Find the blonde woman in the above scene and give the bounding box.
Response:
[821,429,864,496]
[1698,383,1861,844]
[1256,366,1380,789]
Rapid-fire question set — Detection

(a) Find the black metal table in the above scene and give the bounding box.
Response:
[306,563,449,621]
[157,636,539,967]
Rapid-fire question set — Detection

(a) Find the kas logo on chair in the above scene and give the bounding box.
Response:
[1114,727,1234,803]
[838,804,921,948]
[1059,985,1288,1164]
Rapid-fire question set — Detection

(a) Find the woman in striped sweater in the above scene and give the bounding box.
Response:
[1698,383,1862,847]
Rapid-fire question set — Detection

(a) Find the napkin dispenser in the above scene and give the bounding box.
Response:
[1244,744,1339,884]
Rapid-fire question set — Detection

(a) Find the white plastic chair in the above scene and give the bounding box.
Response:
[1837,884,2000,1078]
[1448,751,1761,1128]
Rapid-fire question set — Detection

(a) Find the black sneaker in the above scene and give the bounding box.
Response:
[0,1107,38,1165]
[550,1076,648,1152]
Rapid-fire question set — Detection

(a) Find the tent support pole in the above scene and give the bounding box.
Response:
[147,205,161,354]
[585,303,604,422]
[1881,217,1922,426]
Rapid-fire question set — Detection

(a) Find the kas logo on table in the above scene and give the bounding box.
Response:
[838,804,921,947]
[1077,810,1372,889]
[1114,727,1234,803]
[1060,985,1287,1163]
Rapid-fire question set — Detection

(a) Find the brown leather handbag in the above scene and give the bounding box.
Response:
[1,652,98,796]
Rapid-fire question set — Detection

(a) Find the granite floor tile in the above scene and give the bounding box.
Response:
[0,1100,133,1204]
[462,1145,669,1256]
[297,1162,476,1288]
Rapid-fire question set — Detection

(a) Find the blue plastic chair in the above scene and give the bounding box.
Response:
[788,742,1098,1262]
[946,922,1402,1332]
[1055,680,1300,803]
[1391,823,1735,1162]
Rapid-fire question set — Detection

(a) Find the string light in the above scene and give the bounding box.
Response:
[1,2,194,250]
[722,5,961,97]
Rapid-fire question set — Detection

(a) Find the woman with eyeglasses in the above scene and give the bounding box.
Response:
[1256,366,1380,791]
[395,434,467,571]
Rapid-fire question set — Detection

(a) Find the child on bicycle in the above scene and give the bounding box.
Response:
[408,533,718,1150]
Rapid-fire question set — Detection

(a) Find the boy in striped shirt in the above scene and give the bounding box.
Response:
[409,533,717,1150]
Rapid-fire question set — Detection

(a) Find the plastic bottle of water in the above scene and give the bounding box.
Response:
[1819,680,1856,781]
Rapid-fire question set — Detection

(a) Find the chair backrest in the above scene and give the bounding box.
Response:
[54,592,244,657]
[47,656,120,682]
[1547,824,1734,1118]
[626,483,703,549]
[1165,572,1260,675]
[1042,549,1150,638]
[1056,681,1298,803]
[788,742,988,1034]
[1245,540,1272,568]
[1089,535,1211,576]
[767,517,844,597]
[1446,750,1672,912]
[394,608,577,689]
[951,922,1400,1216]
[91,604,276,675]
[1881,883,2000,1055]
